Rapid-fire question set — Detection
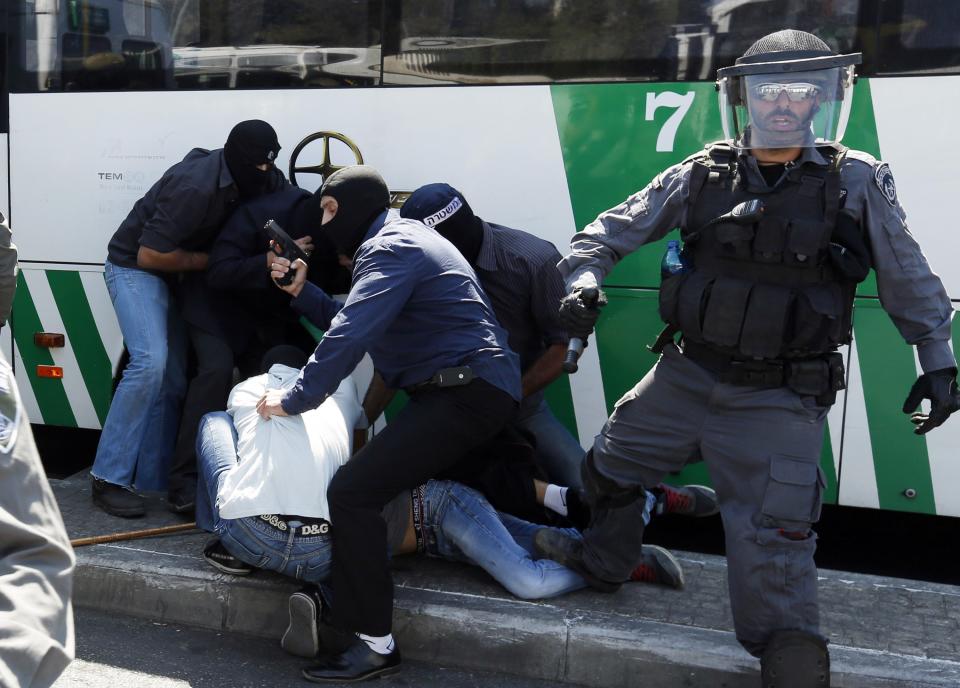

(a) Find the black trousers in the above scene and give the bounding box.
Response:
[168,327,235,494]
[327,378,517,635]
[441,423,546,525]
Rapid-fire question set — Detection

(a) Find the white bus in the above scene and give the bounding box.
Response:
[3,0,959,517]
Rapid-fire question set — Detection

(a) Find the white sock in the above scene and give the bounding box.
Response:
[544,484,569,517]
[357,632,396,655]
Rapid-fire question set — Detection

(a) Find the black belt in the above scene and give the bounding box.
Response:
[404,366,475,394]
[682,340,785,387]
[681,339,845,402]
[256,513,330,537]
[410,485,427,555]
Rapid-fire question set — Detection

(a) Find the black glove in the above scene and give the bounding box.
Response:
[829,211,871,283]
[902,367,960,435]
[559,287,608,340]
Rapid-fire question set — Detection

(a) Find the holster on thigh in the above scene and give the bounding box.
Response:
[581,449,647,510]
[761,630,830,688]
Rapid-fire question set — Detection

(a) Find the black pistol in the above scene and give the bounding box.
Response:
[264,219,309,286]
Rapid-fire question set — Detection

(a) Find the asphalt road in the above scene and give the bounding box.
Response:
[54,608,584,688]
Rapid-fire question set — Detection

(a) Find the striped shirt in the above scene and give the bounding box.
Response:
[473,221,569,408]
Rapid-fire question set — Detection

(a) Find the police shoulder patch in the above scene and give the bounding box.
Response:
[873,162,898,207]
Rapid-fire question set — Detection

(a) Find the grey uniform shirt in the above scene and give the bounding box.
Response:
[557,145,955,373]
[0,354,75,688]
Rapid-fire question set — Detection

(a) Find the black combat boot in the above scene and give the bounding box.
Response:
[760,630,830,687]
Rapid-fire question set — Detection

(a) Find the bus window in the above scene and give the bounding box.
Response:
[8,0,384,92]
[1,1,7,132]
[382,0,866,85]
[875,0,960,75]
[167,0,383,89]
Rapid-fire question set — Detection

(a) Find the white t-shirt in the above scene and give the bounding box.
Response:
[217,364,363,520]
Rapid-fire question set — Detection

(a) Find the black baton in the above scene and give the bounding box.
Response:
[562,287,600,374]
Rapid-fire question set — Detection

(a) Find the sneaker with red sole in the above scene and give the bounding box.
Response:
[653,483,719,518]
[629,544,685,589]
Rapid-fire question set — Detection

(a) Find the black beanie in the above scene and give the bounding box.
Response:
[224,120,281,199]
[319,166,390,258]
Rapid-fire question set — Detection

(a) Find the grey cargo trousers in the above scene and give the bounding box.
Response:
[583,343,827,657]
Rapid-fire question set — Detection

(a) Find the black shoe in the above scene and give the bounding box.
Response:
[202,539,253,576]
[533,528,622,593]
[302,636,401,683]
[91,477,146,518]
[167,485,196,515]
[282,588,322,658]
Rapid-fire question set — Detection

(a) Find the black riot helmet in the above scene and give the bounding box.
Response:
[716,29,861,150]
[319,165,390,258]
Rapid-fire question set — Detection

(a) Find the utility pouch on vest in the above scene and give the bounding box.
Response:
[658,272,687,324]
[715,223,754,259]
[752,217,787,263]
[785,219,828,266]
[785,352,845,406]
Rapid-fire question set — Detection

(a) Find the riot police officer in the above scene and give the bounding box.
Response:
[535,30,960,687]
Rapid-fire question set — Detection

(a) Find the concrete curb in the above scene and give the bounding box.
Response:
[72,548,960,687]
[56,476,960,687]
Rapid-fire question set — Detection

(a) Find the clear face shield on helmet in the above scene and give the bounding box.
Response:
[717,54,860,150]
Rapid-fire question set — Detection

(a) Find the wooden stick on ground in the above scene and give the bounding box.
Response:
[70,522,198,548]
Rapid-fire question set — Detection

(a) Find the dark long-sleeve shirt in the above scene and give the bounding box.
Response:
[107,147,284,267]
[208,186,349,295]
[281,211,521,415]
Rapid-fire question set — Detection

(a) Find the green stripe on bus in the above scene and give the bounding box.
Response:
[46,270,112,425]
[844,79,883,300]
[853,300,934,513]
[820,432,838,505]
[10,273,77,427]
[550,82,724,290]
[954,317,960,363]
[542,374,579,440]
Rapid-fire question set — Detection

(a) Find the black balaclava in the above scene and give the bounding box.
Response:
[289,190,325,240]
[224,120,281,199]
[399,183,484,265]
[319,166,390,258]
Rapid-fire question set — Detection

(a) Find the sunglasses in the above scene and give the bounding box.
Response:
[750,82,822,102]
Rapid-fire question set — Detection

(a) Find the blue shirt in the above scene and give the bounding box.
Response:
[281,211,521,415]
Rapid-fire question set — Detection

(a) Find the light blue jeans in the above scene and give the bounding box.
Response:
[423,480,586,600]
[195,413,586,597]
[195,412,333,582]
[91,261,186,490]
[515,397,587,490]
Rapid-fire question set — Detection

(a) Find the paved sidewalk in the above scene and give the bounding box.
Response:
[54,473,960,687]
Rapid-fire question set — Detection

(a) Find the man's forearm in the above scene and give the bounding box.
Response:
[521,343,567,399]
[137,246,208,272]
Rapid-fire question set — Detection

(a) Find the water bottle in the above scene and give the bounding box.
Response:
[660,240,690,280]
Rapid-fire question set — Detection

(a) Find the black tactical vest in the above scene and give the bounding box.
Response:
[658,142,855,361]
